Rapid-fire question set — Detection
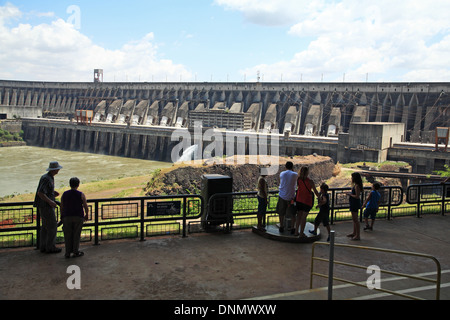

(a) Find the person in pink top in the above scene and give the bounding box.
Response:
[294,167,320,238]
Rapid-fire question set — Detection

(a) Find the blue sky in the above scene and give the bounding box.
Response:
[1,0,450,83]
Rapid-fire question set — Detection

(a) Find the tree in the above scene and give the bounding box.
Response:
[435,165,450,181]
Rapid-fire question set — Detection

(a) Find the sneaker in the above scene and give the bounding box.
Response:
[72,251,84,258]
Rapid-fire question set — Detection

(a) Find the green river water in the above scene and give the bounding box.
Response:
[0,146,173,197]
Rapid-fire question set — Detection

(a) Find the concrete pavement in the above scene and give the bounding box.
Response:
[1,215,449,301]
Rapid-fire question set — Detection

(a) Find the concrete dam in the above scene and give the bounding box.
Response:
[1,80,449,173]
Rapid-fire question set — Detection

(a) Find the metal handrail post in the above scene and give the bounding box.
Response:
[310,243,316,290]
[441,183,446,216]
[330,189,335,225]
[328,231,336,300]
[140,199,145,242]
[387,187,392,220]
[182,197,187,238]
[417,185,421,218]
[227,194,233,233]
[94,201,99,245]
[359,190,364,223]
[36,207,40,250]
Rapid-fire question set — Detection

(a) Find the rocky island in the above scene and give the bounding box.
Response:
[145,155,337,196]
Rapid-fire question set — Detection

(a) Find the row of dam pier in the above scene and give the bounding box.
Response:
[1,80,449,143]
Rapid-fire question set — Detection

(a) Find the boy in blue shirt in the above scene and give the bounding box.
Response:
[363,182,381,231]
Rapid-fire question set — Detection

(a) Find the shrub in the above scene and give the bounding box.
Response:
[0,128,24,143]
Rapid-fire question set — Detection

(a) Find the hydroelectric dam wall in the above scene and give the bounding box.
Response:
[1,80,449,143]
[2,80,449,173]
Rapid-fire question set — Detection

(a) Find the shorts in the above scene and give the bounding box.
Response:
[257,196,267,216]
[314,210,330,227]
[296,202,312,213]
[364,208,377,220]
[276,198,290,216]
[349,200,362,212]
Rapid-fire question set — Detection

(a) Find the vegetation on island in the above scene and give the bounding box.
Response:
[0,128,24,144]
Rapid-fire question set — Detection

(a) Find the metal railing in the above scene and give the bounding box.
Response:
[311,234,442,300]
[407,183,450,217]
[205,190,280,232]
[0,183,449,249]
[0,195,204,249]
[85,194,204,243]
[329,186,404,222]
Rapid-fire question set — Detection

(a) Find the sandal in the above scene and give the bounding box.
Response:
[347,233,355,238]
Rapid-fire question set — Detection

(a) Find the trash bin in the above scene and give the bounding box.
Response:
[201,174,233,229]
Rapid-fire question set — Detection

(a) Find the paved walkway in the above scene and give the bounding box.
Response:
[1,215,449,301]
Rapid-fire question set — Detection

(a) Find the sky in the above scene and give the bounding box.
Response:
[0,0,450,83]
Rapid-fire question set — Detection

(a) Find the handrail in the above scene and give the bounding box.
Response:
[0,183,448,249]
[407,183,449,218]
[310,241,442,300]
[407,182,449,204]
[0,194,205,248]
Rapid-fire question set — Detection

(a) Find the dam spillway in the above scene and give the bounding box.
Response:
[2,80,450,174]
[1,80,449,143]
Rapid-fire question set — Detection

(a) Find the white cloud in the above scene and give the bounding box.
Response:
[0,2,21,24]
[33,11,55,18]
[214,0,323,26]
[217,0,450,82]
[0,3,191,82]
[2,1,450,83]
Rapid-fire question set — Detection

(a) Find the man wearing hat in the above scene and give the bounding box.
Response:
[34,161,63,254]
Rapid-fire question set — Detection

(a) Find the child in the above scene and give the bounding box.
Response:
[309,183,331,242]
[363,182,381,231]
[256,171,268,231]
